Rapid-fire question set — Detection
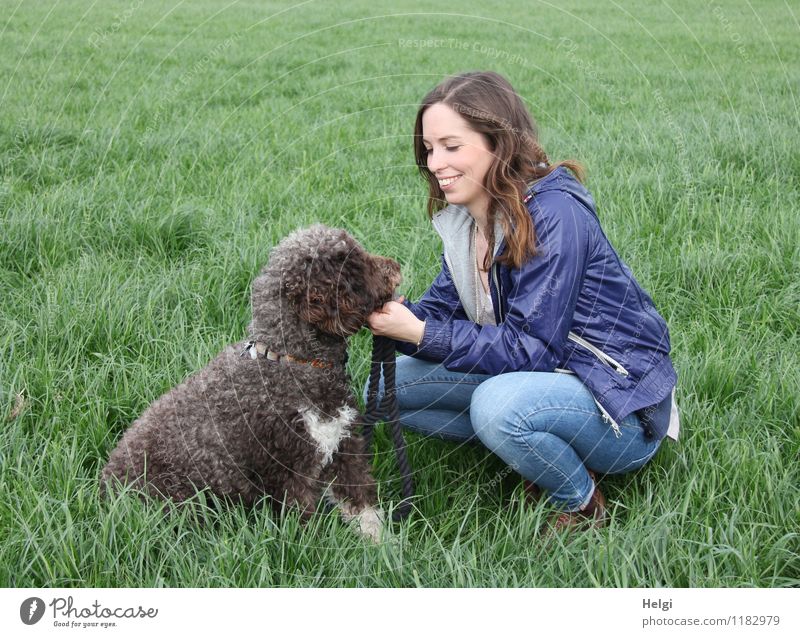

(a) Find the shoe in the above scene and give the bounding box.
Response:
[544,479,607,535]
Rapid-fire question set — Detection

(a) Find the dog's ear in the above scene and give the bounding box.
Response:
[289,287,334,329]
[283,243,371,335]
[283,258,340,332]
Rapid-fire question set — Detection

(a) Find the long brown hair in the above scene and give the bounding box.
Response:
[413,71,585,269]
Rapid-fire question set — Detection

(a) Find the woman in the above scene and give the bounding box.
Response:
[367,71,679,533]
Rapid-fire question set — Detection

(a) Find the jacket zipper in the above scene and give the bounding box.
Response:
[567,331,629,377]
[566,331,627,437]
[594,398,622,438]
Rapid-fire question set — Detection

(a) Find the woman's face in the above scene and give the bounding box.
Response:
[421,103,495,217]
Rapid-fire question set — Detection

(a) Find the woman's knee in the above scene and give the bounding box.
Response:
[469,371,590,446]
[470,372,546,427]
[469,375,511,446]
[469,376,494,422]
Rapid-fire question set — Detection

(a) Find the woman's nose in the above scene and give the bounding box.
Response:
[427,147,446,173]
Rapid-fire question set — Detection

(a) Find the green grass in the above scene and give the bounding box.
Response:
[1,0,798,587]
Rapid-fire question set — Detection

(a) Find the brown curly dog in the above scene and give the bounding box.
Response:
[100,224,401,541]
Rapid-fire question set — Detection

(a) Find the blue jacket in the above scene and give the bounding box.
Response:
[398,166,677,436]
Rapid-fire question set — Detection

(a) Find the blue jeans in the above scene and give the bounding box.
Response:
[364,355,662,511]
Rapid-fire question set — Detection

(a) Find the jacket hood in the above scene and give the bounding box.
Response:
[525,166,598,218]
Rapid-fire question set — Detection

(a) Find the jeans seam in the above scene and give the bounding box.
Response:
[398,379,487,390]
[518,406,642,431]
[605,443,660,474]
[394,379,487,398]
[514,405,655,474]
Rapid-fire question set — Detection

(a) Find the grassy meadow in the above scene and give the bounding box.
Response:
[0,0,798,587]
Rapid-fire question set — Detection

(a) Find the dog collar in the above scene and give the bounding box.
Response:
[241,341,336,370]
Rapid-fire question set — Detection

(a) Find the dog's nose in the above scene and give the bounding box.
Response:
[389,263,402,289]
[375,256,402,288]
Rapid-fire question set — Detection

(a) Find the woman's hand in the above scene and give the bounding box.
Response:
[367,297,425,345]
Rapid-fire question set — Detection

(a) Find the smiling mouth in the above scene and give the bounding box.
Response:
[438,175,462,187]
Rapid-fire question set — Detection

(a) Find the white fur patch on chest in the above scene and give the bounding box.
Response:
[300,405,358,465]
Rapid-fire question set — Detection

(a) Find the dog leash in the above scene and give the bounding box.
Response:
[361,335,413,521]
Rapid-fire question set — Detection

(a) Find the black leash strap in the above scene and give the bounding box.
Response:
[361,335,413,521]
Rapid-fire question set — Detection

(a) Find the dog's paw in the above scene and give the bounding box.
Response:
[356,506,385,543]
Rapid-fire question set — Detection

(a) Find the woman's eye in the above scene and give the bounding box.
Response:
[446,146,461,152]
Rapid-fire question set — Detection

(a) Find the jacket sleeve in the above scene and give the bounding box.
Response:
[414,193,591,373]
[395,255,467,357]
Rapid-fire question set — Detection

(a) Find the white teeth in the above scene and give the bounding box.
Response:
[438,175,461,186]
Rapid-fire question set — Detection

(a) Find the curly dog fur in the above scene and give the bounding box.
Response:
[100,225,401,540]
